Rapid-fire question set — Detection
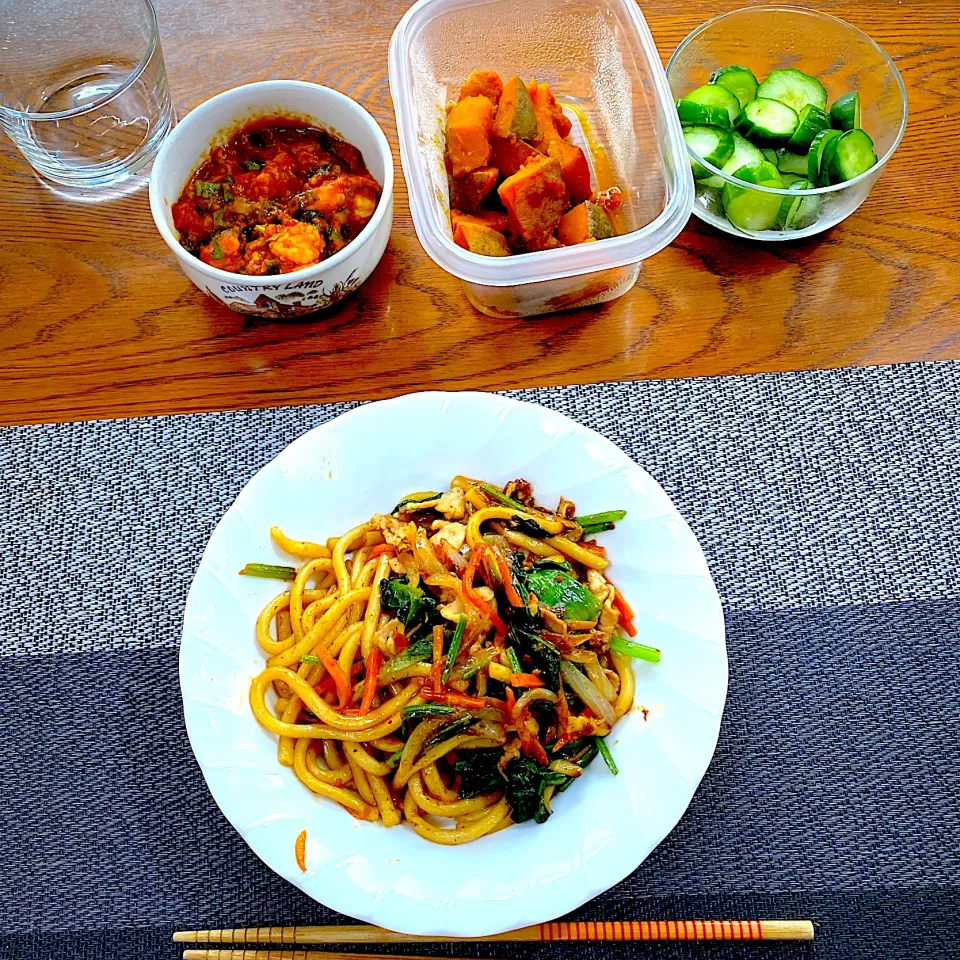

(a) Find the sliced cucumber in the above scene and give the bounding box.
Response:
[830,92,861,131]
[737,98,799,146]
[807,128,843,185]
[787,104,831,153]
[683,125,736,180]
[779,171,805,187]
[827,128,877,183]
[677,84,742,128]
[775,179,821,230]
[676,98,730,128]
[776,148,809,176]
[699,131,765,188]
[761,148,778,165]
[756,68,828,114]
[709,65,759,109]
[721,159,783,231]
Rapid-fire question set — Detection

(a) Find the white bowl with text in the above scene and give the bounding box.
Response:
[149,80,393,318]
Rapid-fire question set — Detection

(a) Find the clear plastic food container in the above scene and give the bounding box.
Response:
[388,0,693,317]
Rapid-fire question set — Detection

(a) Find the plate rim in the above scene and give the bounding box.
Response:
[179,389,728,935]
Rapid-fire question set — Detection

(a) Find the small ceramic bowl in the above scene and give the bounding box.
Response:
[667,6,907,240]
[149,80,393,317]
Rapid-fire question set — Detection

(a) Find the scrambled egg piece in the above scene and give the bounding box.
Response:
[373,514,416,548]
[429,520,466,551]
[268,221,324,265]
[436,487,466,520]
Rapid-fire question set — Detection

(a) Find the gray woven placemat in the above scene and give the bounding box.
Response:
[1,362,959,960]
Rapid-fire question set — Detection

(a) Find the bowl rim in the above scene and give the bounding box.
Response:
[666,5,909,197]
[148,79,394,286]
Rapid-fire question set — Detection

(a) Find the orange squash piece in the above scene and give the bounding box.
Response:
[450,166,499,213]
[556,200,613,246]
[490,136,541,176]
[497,155,569,250]
[454,221,513,257]
[452,208,511,233]
[446,96,495,178]
[458,70,504,107]
[547,139,592,203]
[493,76,539,140]
[526,80,573,147]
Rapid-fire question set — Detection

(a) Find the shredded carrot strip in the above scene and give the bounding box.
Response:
[505,687,517,715]
[510,672,545,688]
[295,829,307,872]
[422,688,508,713]
[462,543,508,633]
[358,649,382,715]
[612,588,636,636]
[393,630,410,653]
[368,543,397,560]
[613,588,634,619]
[431,625,445,692]
[555,685,571,748]
[314,643,352,709]
[491,549,524,607]
[516,703,549,765]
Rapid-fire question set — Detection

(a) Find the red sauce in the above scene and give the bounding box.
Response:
[172,117,381,275]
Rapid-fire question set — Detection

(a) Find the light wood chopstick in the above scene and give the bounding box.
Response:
[174,920,814,946]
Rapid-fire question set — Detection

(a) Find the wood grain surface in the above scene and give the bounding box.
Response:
[1,0,958,427]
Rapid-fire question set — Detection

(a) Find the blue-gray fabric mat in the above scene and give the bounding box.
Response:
[1,361,959,960]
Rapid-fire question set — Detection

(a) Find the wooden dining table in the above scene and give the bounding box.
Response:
[1,0,957,428]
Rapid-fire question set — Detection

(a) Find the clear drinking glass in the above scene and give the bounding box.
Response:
[0,0,174,189]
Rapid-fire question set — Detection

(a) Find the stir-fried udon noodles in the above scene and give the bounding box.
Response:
[246,476,659,845]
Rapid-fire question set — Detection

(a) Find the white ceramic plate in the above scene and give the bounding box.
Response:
[180,391,727,936]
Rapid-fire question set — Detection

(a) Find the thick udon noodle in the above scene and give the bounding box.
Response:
[249,477,637,845]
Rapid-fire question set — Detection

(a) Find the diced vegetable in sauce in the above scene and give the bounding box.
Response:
[172,118,380,274]
[444,69,622,256]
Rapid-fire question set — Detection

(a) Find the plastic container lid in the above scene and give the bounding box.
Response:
[389,0,693,287]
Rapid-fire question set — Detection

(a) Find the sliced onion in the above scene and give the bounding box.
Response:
[414,527,446,577]
[515,687,558,715]
[549,759,583,778]
[470,719,506,743]
[584,655,615,702]
[561,660,616,727]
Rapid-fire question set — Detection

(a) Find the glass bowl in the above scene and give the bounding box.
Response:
[666,6,907,241]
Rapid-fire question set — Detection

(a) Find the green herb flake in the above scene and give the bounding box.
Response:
[442,616,467,684]
[401,704,456,721]
[242,159,264,171]
[300,654,321,665]
[210,236,224,260]
[194,180,221,200]
[596,737,619,775]
[609,635,661,663]
[238,562,297,580]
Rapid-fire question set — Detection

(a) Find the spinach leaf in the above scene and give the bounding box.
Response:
[423,715,473,750]
[392,491,440,514]
[379,576,444,633]
[508,624,560,691]
[552,738,601,795]
[380,636,433,678]
[509,515,554,538]
[504,756,568,823]
[523,560,602,622]
[454,748,505,799]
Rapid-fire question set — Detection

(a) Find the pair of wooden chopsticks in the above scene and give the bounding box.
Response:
[175,919,815,957]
